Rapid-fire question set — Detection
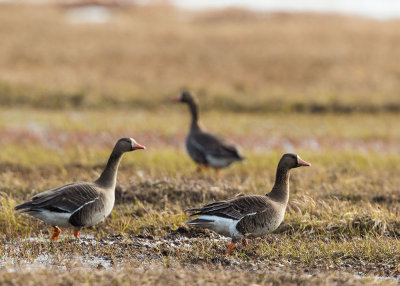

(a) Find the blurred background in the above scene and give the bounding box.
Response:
[0,0,399,162]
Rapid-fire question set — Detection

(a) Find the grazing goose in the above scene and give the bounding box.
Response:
[15,138,145,241]
[186,153,310,255]
[173,91,245,173]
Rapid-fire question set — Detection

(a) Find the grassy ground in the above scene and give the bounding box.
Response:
[1,2,400,285]
[0,108,399,285]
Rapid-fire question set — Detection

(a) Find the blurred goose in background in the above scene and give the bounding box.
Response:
[186,153,310,255]
[15,138,145,241]
[173,91,245,174]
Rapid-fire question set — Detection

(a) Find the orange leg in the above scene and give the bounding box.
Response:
[74,230,80,239]
[51,226,62,242]
[196,164,209,173]
[242,238,248,247]
[214,168,221,176]
[226,242,236,255]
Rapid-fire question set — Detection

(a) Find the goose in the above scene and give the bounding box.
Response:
[186,153,310,255]
[15,138,145,241]
[173,91,245,174]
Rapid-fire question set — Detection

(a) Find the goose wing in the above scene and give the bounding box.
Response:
[188,131,243,160]
[15,182,100,215]
[186,195,270,221]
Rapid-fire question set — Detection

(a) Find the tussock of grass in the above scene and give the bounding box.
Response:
[0,193,37,237]
[283,196,400,238]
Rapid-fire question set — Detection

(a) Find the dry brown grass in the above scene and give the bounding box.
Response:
[0,264,389,286]
[0,109,399,284]
[0,4,400,111]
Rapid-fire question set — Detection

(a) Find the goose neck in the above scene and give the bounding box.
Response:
[268,166,291,204]
[187,101,200,131]
[95,148,124,189]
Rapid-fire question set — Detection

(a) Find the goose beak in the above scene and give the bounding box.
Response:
[133,142,146,150]
[298,158,311,167]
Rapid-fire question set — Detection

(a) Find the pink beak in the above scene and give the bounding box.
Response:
[133,142,146,150]
[298,158,311,167]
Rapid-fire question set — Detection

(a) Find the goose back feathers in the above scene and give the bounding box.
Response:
[186,132,244,168]
[16,182,104,228]
[186,195,285,241]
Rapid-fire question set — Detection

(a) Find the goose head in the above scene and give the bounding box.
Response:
[115,138,146,153]
[279,153,311,169]
[173,91,196,104]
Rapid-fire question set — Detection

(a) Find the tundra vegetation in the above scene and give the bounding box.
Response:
[0,3,400,285]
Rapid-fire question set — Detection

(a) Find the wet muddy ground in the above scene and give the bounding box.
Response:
[1,228,399,285]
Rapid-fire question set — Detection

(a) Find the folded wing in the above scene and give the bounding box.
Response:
[186,195,269,221]
[188,131,244,163]
[15,182,100,216]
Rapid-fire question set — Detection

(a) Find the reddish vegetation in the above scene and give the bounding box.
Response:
[0,128,398,152]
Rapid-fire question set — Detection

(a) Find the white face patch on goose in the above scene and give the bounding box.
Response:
[129,138,136,150]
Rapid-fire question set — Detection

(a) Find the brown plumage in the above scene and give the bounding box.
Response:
[186,153,311,255]
[173,91,245,173]
[15,138,145,241]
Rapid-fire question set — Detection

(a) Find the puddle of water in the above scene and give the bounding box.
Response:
[1,239,114,272]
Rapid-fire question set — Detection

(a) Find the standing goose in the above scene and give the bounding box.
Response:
[186,153,310,255]
[15,138,145,241]
[173,91,245,173]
